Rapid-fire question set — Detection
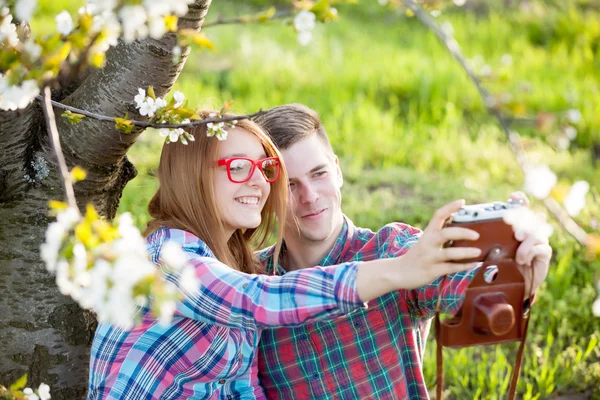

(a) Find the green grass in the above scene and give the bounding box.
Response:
[33,0,600,398]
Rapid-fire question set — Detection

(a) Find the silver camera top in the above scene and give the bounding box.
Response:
[450,199,523,223]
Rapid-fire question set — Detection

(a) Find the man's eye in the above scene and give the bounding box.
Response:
[313,171,326,177]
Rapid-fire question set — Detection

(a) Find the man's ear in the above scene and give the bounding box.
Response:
[334,155,343,188]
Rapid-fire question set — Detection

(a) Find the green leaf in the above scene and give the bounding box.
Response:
[256,7,276,23]
[191,33,215,51]
[9,374,27,391]
[220,100,233,116]
[147,86,156,100]
[310,0,330,14]
[61,110,86,125]
[115,114,134,134]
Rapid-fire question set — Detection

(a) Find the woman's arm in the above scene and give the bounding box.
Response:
[168,255,365,330]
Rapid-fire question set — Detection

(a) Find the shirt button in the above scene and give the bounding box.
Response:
[238,353,243,360]
[242,283,248,289]
[219,379,226,384]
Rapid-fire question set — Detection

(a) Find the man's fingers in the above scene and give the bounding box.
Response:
[516,236,535,264]
[509,191,530,207]
[439,247,481,261]
[425,199,465,233]
[439,227,480,244]
[524,243,552,267]
[516,235,549,264]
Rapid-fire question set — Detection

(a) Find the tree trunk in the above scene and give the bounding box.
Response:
[0,1,212,398]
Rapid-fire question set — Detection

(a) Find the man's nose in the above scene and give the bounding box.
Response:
[299,183,318,204]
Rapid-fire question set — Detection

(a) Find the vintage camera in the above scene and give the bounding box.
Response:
[439,199,528,347]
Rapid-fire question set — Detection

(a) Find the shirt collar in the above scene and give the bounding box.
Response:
[265,215,355,274]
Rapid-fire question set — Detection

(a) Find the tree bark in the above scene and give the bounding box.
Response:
[0,1,212,398]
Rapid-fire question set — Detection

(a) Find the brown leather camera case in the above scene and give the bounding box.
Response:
[440,217,526,347]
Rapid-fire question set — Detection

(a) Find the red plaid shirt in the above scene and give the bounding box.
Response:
[256,217,476,399]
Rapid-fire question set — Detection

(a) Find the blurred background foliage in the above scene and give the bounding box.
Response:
[33,0,600,398]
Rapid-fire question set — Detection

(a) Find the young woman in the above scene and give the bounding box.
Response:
[88,113,481,399]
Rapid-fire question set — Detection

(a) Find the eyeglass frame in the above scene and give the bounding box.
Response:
[216,157,281,183]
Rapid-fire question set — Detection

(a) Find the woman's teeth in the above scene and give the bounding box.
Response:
[236,197,259,205]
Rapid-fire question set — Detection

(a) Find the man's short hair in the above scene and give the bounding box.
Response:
[254,104,334,153]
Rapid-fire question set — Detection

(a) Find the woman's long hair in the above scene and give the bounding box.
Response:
[143,112,287,274]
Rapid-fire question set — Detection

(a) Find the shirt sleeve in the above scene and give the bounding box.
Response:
[381,222,476,318]
[404,268,479,319]
[162,253,366,331]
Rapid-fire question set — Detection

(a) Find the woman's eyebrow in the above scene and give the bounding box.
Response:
[221,153,268,158]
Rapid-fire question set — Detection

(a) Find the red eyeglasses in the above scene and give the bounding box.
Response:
[217,157,281,183]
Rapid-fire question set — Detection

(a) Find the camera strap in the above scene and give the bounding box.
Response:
[434,265,534,400]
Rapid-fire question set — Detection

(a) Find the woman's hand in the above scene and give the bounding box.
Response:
[393,199,482,290]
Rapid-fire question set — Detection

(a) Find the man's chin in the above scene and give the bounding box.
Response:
[297,226,332,242]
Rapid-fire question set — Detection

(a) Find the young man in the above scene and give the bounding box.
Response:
[254,104,551,399]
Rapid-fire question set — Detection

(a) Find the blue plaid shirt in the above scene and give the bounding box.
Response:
[88,227,365,399]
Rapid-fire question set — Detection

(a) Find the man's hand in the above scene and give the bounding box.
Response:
[395,199,482,289]
[509,191,552,296]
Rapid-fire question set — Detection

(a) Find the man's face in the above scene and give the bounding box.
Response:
[281,135,343,243]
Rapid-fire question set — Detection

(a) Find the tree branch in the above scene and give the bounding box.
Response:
[43,96,265,128]
[404,0,589,245]
[41,87,78,210]
[202,10,293,28]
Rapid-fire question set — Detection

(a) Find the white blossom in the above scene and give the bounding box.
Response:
[0,78,40,111]
[120,6,148,42]
[85,0,117,15]
[566,109,582,124]
[501,54,513,66]
[593,297,600,317]
[453,0,467,5]
[148,16,165,39]
[524,165,557,199]
[294,10,316,33]
[297,31,312,46]
[23,40,42,59]
[180,265,199,293]
[173,91,184,108]
[172,45,182,64]
[134,88,146,108]
[23,387,39,400]
[0,8,19,47]
[564,126,577,141]
[556,136,570,151]
[139,97,156,117]
[161,242,188,270]
[563,180,589,217]
[55,10,73,36]
[38,383,51,400]
[169,129,182,143]
[15,0,38,22]
[480,64,493,78]
[155,97,167,109]
[159,298,177,326]
[90,12,120,52]
[503,207,554,242]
